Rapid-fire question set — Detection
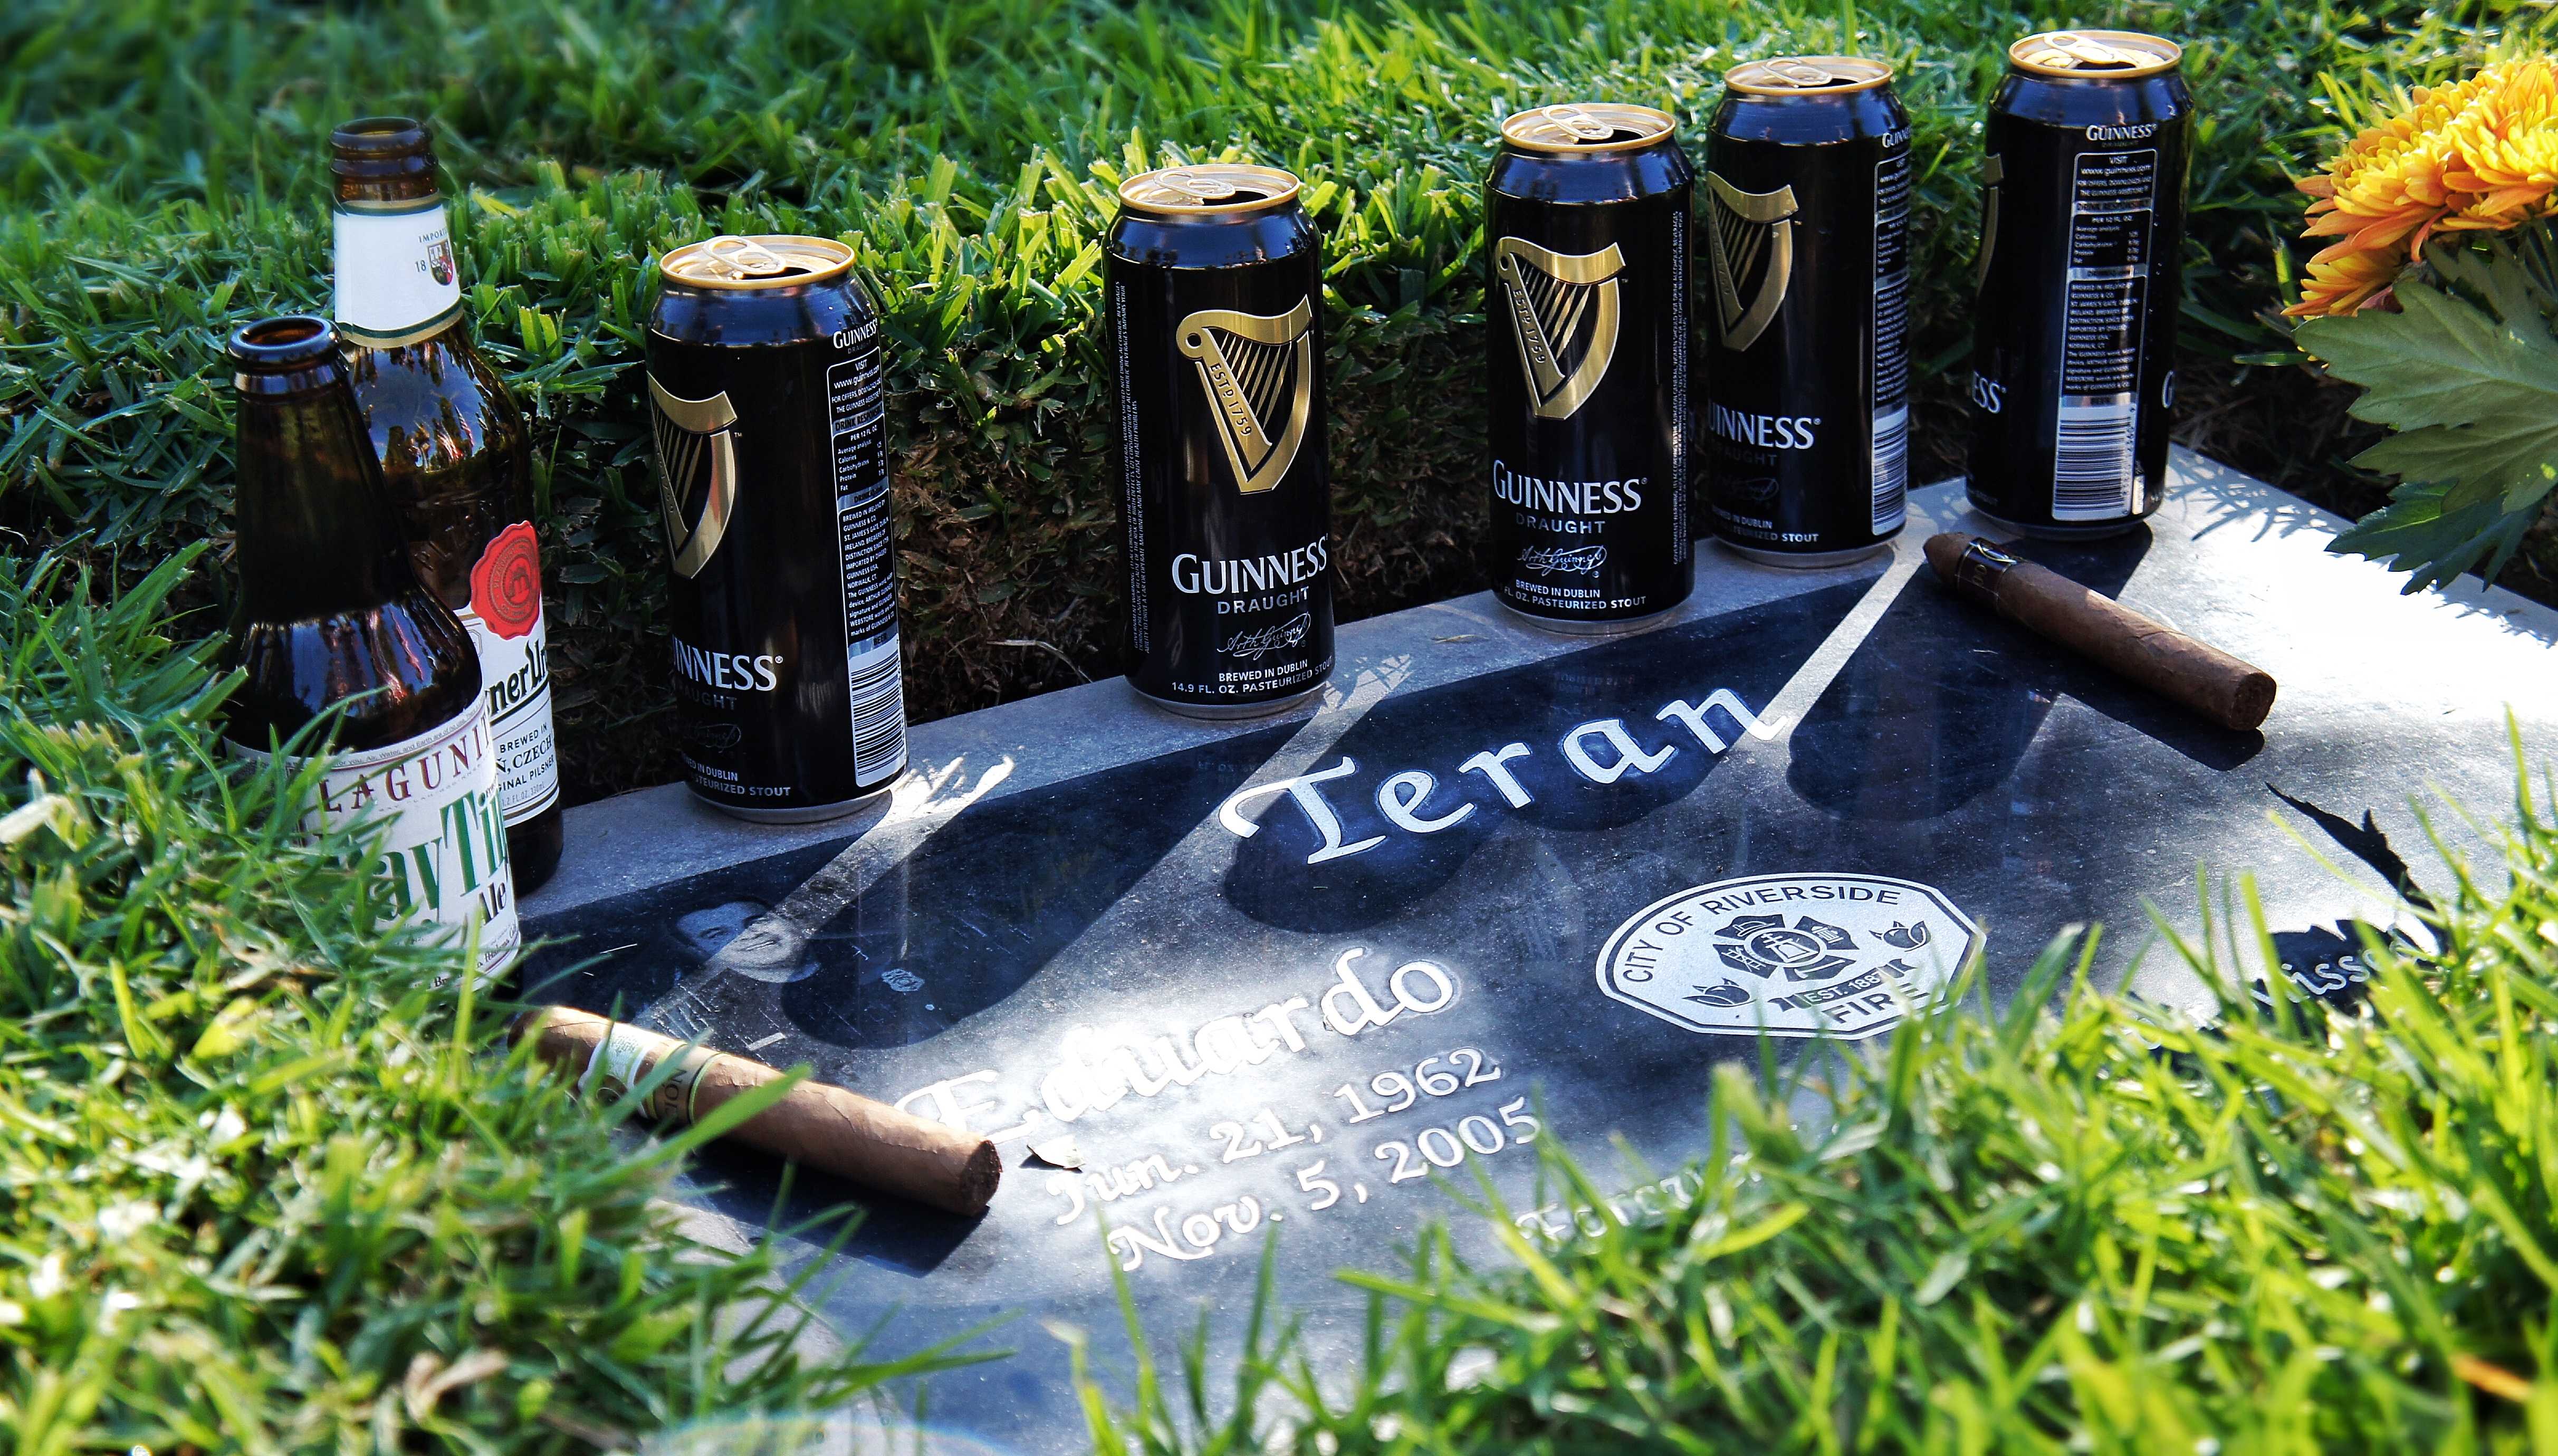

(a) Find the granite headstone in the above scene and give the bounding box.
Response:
[525,457,2558,1448]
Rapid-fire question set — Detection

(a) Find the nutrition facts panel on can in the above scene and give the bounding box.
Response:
[827,334,907,786]
[2052,147,2155,522]
[1871,149,1913,535]
[1112,285,1149,654]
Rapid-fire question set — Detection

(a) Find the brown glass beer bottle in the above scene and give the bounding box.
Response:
[224,316,521,980]
[329,116,563,893]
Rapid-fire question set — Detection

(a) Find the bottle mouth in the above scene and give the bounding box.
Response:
[229,315,340,371]
[331,116,436,179]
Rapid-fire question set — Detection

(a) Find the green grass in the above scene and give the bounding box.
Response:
[15,6,2558,1447]
[0,549,966,1447]
[1079,783,2558,1451]
[6,0,2541,800]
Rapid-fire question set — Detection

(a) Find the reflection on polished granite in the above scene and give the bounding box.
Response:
[523,461,2558,1445]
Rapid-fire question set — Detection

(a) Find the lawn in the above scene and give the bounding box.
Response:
[10,0,2546,801]
[12,0,2558,1449]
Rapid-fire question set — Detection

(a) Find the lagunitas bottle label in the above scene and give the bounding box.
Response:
[332,198,463,347]
[232,704,519,978]
[455,520,560,822]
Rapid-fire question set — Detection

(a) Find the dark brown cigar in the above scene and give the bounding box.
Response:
[515,1006,1001,1215]
[1924,532,2275,732]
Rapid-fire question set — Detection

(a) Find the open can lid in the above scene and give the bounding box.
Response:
[1725,56,1895,95]
[659,234,854,289]
[1117,164,1302,217]
[2009,30,2182,79]
[1499,102,1678,154]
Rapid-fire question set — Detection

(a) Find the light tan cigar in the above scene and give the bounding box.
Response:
[1924,532,2276,732]
[514,1006,1000,1215]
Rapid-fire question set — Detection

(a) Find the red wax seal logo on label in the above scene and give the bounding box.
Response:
[469,521,543,640]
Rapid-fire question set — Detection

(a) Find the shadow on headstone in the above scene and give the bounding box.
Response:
[1219,580,1879,933]
[767,727,1297,1049]
[1788,528,2259,823]
[522,726,1299,1052]
[682,1136,991,1280]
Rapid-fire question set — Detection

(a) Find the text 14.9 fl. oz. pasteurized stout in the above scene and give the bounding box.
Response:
[1108,165,1334,717]
[222,316,519,981]
[1703,58,1913,567]
[329,116,563,892]
[1484,103,1694,630]
[1967,31,2192,537]
[646,235,908,821]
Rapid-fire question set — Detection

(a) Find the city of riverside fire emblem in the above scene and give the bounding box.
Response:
[1596,873,1979,1039]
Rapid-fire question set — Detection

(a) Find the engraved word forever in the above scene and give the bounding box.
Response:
[1218,687,1785,864]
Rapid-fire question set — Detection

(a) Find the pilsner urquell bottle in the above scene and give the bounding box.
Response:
[223,315,522,982]
[330,116,563,892]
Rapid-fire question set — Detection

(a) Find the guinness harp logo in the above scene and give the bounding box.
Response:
[648,375,741,579]
[1177,298,1314,495]
[1975,153,2005,289]
[1706,173,1800,352]
[1494,237,1624,419]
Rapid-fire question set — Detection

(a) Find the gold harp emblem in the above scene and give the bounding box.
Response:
[1706,173,1800,352]
[1177,297,1315,495]
[647,375,741,580]
[1493,237,1624,420]
[1974,153,2005,290]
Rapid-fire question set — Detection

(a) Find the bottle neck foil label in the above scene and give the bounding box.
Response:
[458,520,561,823]
[332,197,465,346]
[229,703,521,981]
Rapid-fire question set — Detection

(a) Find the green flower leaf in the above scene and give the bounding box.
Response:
[2297,255,2558,591]
[2323,475,2538,595]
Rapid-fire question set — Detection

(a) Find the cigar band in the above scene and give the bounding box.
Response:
[590,1025,723,1123]
[1953,538,2021,597]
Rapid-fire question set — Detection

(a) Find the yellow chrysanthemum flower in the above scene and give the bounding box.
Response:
[2287,58,2558,318]
[2293,242,2407,319]
[2441,61,2558,226]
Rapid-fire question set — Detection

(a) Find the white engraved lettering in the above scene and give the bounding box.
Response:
[1319,947,1401,1036]
[1560,719,1677,784]
[1458,742,1536,806]
[1218,756,1387,864]
[1655,689,1790,752]
[1376,769,1473,833]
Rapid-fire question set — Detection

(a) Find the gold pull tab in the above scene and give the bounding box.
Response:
[2033,32,2133,69]
[1767,59,1840,88]
[1541,105,1616,141]
[1160,170,1239,204]
[701,235,791,280]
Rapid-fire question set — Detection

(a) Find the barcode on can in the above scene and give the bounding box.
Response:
[1870,405,1909,534]
[2052,397,2136,521]
[846,634,907,786]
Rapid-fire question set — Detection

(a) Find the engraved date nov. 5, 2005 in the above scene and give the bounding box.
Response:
[1042,1041,1541,1275]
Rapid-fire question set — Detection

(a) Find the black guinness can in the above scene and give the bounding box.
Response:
[1704,58,1912,567]
[1485,103,1693,631]
[1967,31,2192,538]
[1107,165,1334,717]
[647,234,907,822]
